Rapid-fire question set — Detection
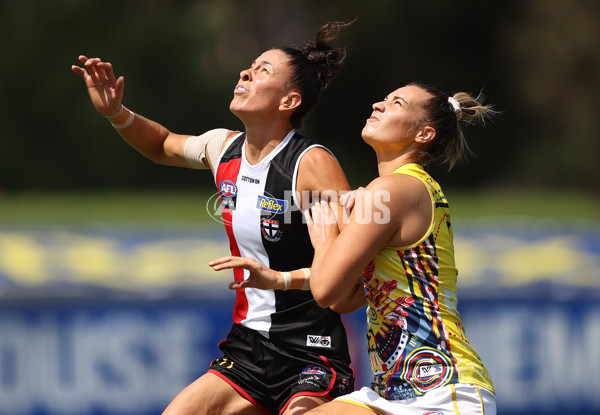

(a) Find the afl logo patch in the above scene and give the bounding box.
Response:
[219,180,238,197]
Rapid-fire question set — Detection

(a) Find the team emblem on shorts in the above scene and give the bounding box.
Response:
[302,365,326,376]
[298,365,327,388]
[261,218,282,242]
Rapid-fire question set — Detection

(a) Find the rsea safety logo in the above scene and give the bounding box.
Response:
[256,195,288,214]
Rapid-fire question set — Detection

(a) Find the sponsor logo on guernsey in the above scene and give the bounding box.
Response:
[219,180,238,197]
[256,195,288,213]
[422,412,444,415]
[241,175,260,184]
[419,364,444,378]
[306,335,331,348]
[261,218,282,242]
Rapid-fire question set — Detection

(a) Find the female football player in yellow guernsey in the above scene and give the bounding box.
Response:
[303,83,498,415]
[211,83,498,415]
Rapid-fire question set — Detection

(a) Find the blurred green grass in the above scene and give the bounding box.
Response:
[0,188,598,225]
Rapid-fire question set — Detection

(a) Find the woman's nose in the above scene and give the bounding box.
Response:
[372,101,384,111]
[240,68,251,81]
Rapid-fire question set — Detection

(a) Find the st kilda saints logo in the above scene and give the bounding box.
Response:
[261,218,282,242]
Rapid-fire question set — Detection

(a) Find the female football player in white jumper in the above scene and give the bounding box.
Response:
[72,21,356,415]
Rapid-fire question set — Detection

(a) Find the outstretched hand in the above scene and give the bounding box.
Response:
[71,55,124,116]
[209,256,283,291]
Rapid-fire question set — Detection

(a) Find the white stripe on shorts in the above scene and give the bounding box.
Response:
[335,383,496,415]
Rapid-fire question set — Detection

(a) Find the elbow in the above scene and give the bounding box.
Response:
[311,286,340,309]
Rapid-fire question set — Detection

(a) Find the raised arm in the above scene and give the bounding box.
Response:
[71,55,193,167]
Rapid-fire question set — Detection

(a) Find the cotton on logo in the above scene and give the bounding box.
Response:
[306,335,331,348]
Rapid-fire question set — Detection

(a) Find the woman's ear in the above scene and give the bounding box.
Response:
[415,126,436,144]
[280,91,302,111]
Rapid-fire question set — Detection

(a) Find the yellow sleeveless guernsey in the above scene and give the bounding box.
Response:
[362,163,494,400]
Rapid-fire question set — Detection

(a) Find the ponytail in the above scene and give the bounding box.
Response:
[280,20,353,128]
[410,83,499,170]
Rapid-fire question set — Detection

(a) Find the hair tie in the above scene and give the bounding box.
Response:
[448,97,463,120]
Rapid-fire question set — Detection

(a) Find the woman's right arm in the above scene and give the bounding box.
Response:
[72,55,198,168]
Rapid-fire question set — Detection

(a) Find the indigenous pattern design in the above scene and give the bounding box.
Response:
[362,163,494,400]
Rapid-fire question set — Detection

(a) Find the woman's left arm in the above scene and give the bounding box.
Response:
[306,176,402,309]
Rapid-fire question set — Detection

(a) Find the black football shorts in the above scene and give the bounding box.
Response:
[208,323,355,414]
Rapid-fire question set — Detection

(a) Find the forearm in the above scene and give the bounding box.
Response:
[330,281,366,314]
[308,240,336,307]
[279,267,311,290]
[105,106,188,166]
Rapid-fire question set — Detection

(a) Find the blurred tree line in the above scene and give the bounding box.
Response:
[1,0,599,193]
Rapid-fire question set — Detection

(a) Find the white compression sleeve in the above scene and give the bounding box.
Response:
[183,128,230,170]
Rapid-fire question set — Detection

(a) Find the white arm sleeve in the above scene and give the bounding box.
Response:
[183,128,230,171]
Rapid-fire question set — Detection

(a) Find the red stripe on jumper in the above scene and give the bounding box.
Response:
[216,157,248,324]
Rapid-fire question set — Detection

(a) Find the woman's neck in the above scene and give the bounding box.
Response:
[243,122,294,165]
[375,151,418,176]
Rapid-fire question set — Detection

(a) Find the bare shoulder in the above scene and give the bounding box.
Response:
[364,173,430,212]
[363,173,432,247]
[298,146,339,170]
[297,146,350,201]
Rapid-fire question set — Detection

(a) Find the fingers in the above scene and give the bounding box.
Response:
[72,56,90,78]
[339,191,352,208]
[310,201,337,225]
[75,56,117,86]
[208,255,233,267]
[228,280,249,290]
[71,65,86,77]
[209,256,257,272]
[116,75,125,96]
[339,187,365,209]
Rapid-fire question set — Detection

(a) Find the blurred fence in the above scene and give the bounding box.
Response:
[0,220,599,415]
